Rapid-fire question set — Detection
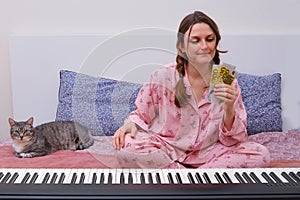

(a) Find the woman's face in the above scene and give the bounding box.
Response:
[182,22,217,66]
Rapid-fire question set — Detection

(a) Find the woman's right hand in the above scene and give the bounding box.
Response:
[112,122,138,150]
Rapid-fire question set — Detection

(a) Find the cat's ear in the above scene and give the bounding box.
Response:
[27,117,34,126]
[8,118,16,127]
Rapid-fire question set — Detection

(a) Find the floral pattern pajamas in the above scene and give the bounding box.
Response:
[97,63,270,168]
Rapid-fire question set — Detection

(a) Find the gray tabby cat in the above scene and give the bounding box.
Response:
[8,117,94,158]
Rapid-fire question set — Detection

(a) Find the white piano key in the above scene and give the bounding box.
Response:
[32,168,48,184]
[112,169,122,184]
[121,168,130,184]
[0,168,9,183]
[143,169,159,184]
[199,169,219,184]
[110,168,118,184]
[46,168,57,184]
[102,169,111,184]
[63,168,76,184]
[33,168,47,184]
[142,169,154,184]
[51,169,64,184]
[1,168,14,183]
[179,168,194,184]
[267,168,292,184]
[187,169,202,184]
[172,169,189,184]
[252,168,268,183]
[167,169,179,184]
[1,168,18,183]
[135,169,144,184]
[157,169,170,184]
[75,169,85,184]
[217,168,240,184]
[139,169,148,184]
[180,169,193,184]
[12,169,24,183]
[159,169,169,184]
[84,168,97,184]
[129,169,143,184]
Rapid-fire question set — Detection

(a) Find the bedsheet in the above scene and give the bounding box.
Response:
[0,130,299,168]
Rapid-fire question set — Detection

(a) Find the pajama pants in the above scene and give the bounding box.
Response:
[95,134,270,169]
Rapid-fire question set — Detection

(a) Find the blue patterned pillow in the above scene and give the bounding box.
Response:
[56,70,282,136]
[56,70,142,136]
[237,73,282,135]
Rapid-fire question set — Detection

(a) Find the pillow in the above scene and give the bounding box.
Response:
[56,70,282,136]
[237,73,282,135]
[56,70,142,136]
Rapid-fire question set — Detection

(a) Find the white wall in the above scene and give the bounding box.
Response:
[1,0,300,139]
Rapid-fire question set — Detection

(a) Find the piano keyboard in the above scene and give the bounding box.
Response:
[0,168,300,199]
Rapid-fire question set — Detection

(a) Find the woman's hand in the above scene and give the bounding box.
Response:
[112,122,138,150]
[214,83,238,130]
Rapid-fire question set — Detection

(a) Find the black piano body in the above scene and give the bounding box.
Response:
[0,168,299,200]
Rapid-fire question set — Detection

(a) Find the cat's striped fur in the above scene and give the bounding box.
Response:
[9,117,94,158]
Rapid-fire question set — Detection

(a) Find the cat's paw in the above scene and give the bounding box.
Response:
[19,153,34,158]
[14,152,23,158]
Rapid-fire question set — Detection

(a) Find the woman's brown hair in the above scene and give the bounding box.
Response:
[174,11,226,107]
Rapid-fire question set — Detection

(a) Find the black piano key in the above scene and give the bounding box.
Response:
[79,173,85,184]
[22,172,31,184]
[242,172,254,184]
[92,173,97,184]
[0,172,4,180]
[42,173,50,184]
[148,173,153,184]
[202,172,211,184]
[281,172,297,185]
[234,172,245,184]
[222,172,233,184]
[289,172,300,183]
[120,173,125,184]
[261,172,275,184]
[99,173,105,184]
[296,172,300,182]
[187,172,195,184]
[107,173,113,184]
[214,172,224,184]
[0,173,11,184]
[128,173,133,184]
[8,173,19,184]
[195,173,204,184]
[140,173,145,184]
[250,172,262,184]
[29,173,39,184]
[155,173,161,184]
[49,173,57,184]
[167,173,174,184]
[71,173,77,184]
[175,172,182,184]
[58,173,65,184]
[269,172,283,184]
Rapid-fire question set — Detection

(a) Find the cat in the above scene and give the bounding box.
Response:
[8,117,94,158]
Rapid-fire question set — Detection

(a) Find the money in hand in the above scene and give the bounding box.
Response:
[208,63,238,104]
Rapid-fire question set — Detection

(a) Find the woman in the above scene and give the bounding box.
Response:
[111,11,270,168]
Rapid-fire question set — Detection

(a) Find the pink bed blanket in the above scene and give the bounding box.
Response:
[1,130,300,168]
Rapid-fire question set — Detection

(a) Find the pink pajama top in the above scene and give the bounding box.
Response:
[126,63,248,163]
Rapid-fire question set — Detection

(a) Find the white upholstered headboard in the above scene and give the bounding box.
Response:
[9,33,300,130]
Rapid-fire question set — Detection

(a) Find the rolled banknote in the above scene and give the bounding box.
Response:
[208,63,238,104]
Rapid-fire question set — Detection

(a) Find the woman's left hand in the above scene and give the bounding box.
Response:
[213,83,237,110]
[214,83,238,129]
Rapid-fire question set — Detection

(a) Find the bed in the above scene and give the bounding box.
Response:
[1,68,300,169]
[3,34,300,169]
